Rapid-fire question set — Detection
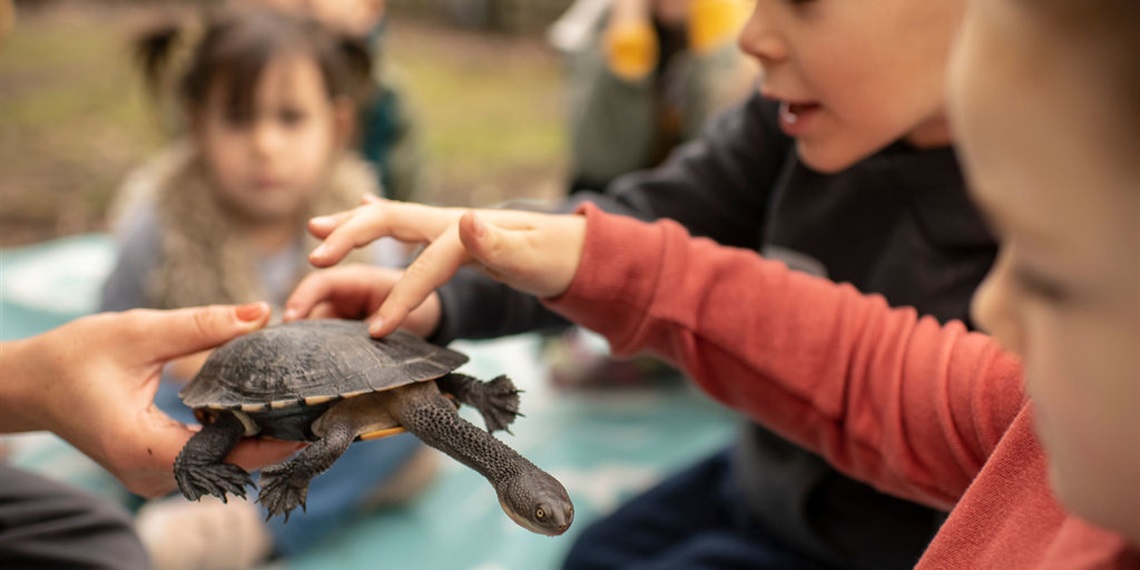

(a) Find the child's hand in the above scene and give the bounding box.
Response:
[305,199,587,337]
[284,264,444,340]
[0,303,304,498]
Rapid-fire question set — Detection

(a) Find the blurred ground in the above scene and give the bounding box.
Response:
[0,1,567,247]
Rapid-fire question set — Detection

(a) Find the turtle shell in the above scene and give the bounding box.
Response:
[181,319,468,412]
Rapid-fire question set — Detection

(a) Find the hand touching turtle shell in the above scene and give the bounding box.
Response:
[289,197,587,338]
[0,302,302,497]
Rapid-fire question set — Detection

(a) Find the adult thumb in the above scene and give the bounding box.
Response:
[133,302,272,362]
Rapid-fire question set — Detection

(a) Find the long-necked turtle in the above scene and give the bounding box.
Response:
[173,319,573,536]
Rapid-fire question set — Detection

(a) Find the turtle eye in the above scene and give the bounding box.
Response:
[535,507,546,520]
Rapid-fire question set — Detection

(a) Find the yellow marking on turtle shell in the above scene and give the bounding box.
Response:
[358,427,407,440]
[303,395,336,405]
[339,389,371,399]
[241,403,269,412]
[269,399,298,409]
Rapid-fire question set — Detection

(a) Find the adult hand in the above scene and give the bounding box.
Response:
[305,198,587,337]
[0,303,304,498]
[284,264,443,339]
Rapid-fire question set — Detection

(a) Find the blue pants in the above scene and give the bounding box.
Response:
[562,450,836,570]
[155,381,423,556]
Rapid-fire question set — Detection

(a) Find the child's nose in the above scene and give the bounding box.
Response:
[971,254,1025,356]
[252,123,284,157]
[737,1,788,67]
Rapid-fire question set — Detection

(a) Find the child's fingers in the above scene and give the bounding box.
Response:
[308,209,358,238]
[371,228,469,337]
[307,302,343,320]
[458,212,531,286]
[285,265,399,322]
[309,216,383,267]
[458,212,583,298]
[310,204,412,266]
[285,270,348,320]
[309,203,455,267]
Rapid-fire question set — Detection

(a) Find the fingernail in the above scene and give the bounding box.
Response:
[236,302,267,322]
[311,215,331,226]
[368,318,385,337]
[282,308,298,322]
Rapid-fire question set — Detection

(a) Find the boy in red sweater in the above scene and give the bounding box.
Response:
[287,0,1139,566]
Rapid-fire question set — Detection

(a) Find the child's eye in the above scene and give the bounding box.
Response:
[279,108,307,127]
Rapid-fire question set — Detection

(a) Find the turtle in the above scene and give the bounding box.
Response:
[173,318,574,536]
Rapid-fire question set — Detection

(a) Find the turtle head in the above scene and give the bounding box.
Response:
[497,469,574,536]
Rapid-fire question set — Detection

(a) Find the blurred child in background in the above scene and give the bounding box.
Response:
[544,0,756,392]
[244,0,426,204]
[553,0,756,194]
[100,7,432,569]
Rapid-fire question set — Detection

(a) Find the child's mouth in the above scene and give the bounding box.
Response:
[778,102,821,135]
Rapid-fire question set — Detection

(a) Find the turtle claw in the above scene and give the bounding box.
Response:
[475,375,522,433]
[175,463,252,503]
[258,464,310,521]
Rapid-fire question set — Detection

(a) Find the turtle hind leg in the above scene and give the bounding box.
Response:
[437,373,522,434]
[174,412,253,502]
[258,422,353,522]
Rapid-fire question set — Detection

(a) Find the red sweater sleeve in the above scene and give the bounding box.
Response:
[544,204,1026,510]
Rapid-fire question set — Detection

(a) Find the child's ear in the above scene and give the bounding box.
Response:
[332,96,357,149]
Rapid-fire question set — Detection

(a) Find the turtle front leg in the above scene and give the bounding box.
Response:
[258,422,353,522]
[174,412,253,502]
[436,373,521,433]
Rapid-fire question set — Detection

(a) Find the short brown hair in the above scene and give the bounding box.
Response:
[1015,0,1140,148]
[136,6,371,125]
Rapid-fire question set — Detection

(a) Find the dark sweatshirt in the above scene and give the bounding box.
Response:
[431,92,997,570]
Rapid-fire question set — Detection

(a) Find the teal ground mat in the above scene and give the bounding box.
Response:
[1,235,736,570]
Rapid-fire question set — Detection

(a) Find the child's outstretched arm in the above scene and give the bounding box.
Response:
[299,199,1026,506]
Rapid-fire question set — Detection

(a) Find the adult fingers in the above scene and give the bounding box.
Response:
[227,438,306,474]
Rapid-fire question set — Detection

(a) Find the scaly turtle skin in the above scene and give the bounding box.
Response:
[173,319,573,536]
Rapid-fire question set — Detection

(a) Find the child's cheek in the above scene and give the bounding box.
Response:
[293,124,337,189]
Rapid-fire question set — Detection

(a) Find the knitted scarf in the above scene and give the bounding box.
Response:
[139,144,379,310]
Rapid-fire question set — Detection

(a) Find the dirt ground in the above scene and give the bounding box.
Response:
[0,2,568,247]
